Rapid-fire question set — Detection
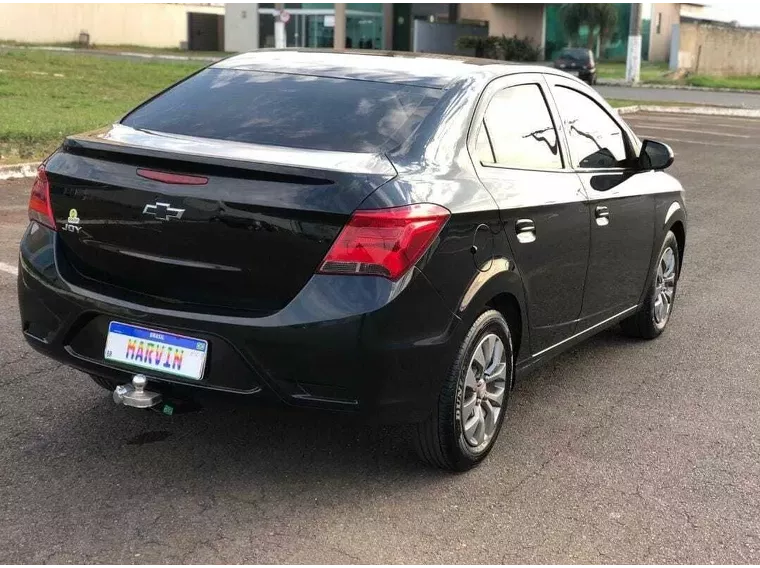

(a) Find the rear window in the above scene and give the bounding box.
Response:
[121,68,443,153]
[557,48,591,62]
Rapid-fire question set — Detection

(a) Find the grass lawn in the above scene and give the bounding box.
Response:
[596,61,671,82]
[596,59,760,90]
[0,49,204,164]
[685,74,760,90]
[0,40,230,60]
[606,99,711,109]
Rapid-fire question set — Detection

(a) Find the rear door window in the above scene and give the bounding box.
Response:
[122,68,443,153]
[481,84,563,170]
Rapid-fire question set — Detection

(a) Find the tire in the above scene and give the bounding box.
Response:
[621,231,680,339]
[413,309,513,471]
[89,374,119,392]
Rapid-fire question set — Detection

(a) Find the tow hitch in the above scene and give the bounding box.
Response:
[113,374,162,409]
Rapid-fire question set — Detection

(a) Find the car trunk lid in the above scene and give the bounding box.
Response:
[46,126,396,315]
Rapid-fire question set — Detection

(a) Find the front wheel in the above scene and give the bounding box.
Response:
[621,231,680,339]
[413,309,513,471]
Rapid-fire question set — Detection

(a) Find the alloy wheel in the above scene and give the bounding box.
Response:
[653,246,677,327]
[460,333,508,450]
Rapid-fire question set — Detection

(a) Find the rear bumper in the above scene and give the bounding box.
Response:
[18,223,462,423]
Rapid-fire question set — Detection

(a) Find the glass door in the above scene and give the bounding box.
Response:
[345,14,382,49]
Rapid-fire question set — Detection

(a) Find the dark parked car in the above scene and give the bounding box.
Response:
[19,50,685,470]
[554,47,597,85]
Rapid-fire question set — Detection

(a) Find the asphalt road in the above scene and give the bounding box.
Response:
[2,113,760,563]
[596,84,760,109]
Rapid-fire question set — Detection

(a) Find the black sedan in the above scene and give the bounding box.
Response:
[18,50,686,470]
[554,47,597,85]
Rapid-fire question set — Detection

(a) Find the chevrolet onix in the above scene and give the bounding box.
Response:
[18,51,686,470]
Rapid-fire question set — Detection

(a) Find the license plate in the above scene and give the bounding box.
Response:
[568,69,580,76]
[104,321,208,380]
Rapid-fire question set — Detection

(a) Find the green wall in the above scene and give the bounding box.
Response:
[545,3,635,61]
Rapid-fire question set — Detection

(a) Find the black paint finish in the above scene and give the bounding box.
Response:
[17,51,686,422]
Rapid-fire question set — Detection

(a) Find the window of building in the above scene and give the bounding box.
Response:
[482,84,563,170]
[656,12,662,34]
[551,86,628,169]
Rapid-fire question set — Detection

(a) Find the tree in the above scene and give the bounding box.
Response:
[560,3,618,52]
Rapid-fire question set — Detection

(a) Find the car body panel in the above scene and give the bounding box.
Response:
[466,73,591,353]
[49,128,399,315]
[17,50,687,423]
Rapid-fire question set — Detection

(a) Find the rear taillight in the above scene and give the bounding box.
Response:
[28,165,56,230]
[318,204,450,281]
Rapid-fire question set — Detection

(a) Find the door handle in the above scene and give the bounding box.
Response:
[595,205,610,226]
[515,218,536,243]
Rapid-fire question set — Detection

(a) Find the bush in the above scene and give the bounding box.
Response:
[455,34,541,62]
[455,35,500,59]
[498,35,542,62]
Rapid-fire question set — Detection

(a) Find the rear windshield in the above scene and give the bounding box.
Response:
[557,48,592,62]
[121,68,443,153]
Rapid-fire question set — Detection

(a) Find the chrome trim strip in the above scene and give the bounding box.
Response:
[93,124,396,175]
[532,305,639,358]
[119,250,241,272]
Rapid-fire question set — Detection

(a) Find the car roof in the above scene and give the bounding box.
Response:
[212,49,555,89]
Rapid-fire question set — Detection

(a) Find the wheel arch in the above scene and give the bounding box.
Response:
[486,293,523,372]
[669,220,686,272]
[662,200,686,272]
[457,258,530,365]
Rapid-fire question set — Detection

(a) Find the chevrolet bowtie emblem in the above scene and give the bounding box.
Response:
[142,202,185,221]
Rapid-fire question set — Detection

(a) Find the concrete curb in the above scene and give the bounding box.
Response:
[0,44,223,63]
[615,104,760,117]
[0,162,38,181]
[598,78,760,95]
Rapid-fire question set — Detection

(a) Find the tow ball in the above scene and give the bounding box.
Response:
[113,374,162,409]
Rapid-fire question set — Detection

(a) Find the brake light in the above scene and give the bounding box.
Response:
[28,165,56,230]
[136,169,208,185]
[318,204,450,281]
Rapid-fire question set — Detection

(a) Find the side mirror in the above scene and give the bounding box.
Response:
[639,139,674,171]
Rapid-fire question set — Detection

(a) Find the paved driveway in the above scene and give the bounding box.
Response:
[2,114,760,563]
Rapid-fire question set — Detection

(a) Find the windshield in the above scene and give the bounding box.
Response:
[557,48,591,63]
[122,68,443,153]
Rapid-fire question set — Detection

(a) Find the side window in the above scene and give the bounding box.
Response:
[482,84,562,170]
[552,86,628,169]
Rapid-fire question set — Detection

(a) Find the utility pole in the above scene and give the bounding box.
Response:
[274,2,286,49]
[625,3,642,83]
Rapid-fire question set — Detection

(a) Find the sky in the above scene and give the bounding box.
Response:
[640,1,760,27]
[713,2,760,26]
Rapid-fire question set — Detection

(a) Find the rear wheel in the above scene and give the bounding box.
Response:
[621,231,680,339]
[413,309,513,471]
